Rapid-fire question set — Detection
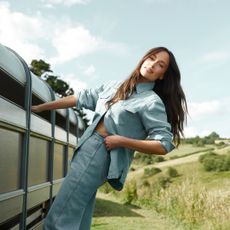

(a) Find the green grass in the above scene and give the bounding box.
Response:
[165,144,214,160]
[140,147,230,229]
[93,198,141,218]
[161,161,230,191]
[92,145,230,230]
[92,193,184,230]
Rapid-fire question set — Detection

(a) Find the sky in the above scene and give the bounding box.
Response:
[0,0,230,138]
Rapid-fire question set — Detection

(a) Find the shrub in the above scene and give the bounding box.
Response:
[130,167,135,171]
[215,141,225,146]
[203,157,222,171]
[199,152,230,172]
[144,167,161,177]
[141,180,150,187]
[222,154,230,170]
[199,152,217,163]
[123,180,138,205]
[134,152,165,165]
[144,158,153,165]
[157,176,171,189]
[167,167,179,178]
[154,156,165,162]
[196,140,205,147]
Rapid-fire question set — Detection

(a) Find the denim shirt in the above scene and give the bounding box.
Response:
[75,81,175,190]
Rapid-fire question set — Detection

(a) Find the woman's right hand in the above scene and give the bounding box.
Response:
[31,105,43,113]
[31,95,76,113]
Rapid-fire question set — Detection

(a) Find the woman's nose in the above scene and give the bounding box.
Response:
[150,60,157,68]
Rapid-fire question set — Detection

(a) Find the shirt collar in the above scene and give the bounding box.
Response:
[135,81,155,94]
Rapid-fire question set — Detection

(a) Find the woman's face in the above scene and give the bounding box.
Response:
[139,51,170,82]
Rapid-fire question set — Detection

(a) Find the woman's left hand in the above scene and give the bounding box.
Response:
[104,135,124,151]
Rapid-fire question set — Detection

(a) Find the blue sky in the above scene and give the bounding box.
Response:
[1,0,230,138]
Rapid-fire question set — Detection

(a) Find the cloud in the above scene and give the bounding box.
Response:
[41,0,90,7]
[62,73,88,93]
[50,26,100,64]
[184,127,213,138]
[185,98,230,137]
[200,51,230,63]
[49,24,129,65]
[0,2,45,62]
[188,100,221,121]
[98,41,129,56]
[83,65,96,76]
[49,25,129,65]
[0,2,128,66]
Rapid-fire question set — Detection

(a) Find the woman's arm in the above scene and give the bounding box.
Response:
[104,135,167,155]
[32,95,77,113]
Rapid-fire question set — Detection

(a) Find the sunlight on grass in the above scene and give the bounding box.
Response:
[93,145,230,230]
[165,144,213,160]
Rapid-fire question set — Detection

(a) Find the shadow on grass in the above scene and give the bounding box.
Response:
[93,198,143,217]
[91,223,109,228]
[123,203,141,209]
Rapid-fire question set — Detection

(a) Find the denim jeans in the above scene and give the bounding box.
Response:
[43,131,110,230]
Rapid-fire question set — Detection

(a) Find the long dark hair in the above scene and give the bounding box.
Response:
[108,47,188,146]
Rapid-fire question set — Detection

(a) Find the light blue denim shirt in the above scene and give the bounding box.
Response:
[75,81,175,190]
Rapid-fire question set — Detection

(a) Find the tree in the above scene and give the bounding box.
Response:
[42,73,74,97]
[204,132,220,144]
[30,59,52,76]
[30,59,74,98]
[208,132,220,140]
[30,59,89,127]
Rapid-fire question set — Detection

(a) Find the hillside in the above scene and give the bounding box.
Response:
[92,192,184,230]
[128,144,230,181]
[93,144,230,230]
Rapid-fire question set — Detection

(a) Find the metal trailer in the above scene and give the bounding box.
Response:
[0,44,85,229]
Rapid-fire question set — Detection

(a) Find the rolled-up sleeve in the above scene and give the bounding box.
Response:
[140,99,175,153]
[76,84,104,111]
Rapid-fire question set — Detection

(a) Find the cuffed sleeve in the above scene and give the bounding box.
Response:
[140,99,175,153]
[76,84,105,111]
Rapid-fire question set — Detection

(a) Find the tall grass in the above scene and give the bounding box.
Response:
[99,147,230,230]
[100,175,230,229]
[138,176,230,230]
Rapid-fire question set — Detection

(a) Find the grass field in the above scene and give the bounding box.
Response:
[164,144,214,160]
[92,145,230,230]
[92,192,184,230]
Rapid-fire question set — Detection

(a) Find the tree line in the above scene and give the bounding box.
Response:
[182,132,224,146]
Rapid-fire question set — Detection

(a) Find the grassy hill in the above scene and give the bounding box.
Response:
[93,145,230,230]
[164,144,214,160]
[92,192,184,230]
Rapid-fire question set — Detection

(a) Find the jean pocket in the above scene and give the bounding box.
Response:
[121,101,138,114]
[80,134,105,157]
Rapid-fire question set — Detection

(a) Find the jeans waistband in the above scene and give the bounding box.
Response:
[93,130,106,140]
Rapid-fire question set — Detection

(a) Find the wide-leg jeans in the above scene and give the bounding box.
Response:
[43,131,110,230]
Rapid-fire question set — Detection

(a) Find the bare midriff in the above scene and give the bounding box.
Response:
[95,119,109,137]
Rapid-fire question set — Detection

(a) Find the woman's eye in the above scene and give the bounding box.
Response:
[158,63,164,68]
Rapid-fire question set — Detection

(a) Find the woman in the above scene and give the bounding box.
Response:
[32,47,187,230]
